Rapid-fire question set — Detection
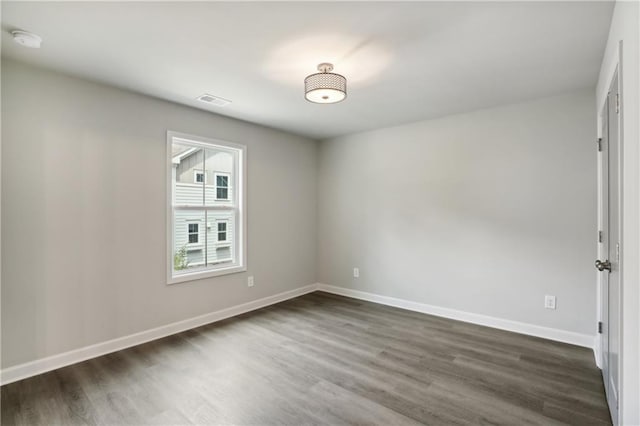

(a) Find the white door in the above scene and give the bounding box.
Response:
[597,68,620,425]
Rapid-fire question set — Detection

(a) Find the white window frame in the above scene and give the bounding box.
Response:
[216,220,228,242]
[214,172,230,200]
[167,131,247,284]
[187,222,199,244]
[193,169,207,184]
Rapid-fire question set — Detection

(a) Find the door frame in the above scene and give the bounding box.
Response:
[596,42,624,425]
[597,91,609,381]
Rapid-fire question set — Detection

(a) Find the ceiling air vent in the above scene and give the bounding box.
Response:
[196,93,232,107]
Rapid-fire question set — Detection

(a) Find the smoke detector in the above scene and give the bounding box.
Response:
[196,93,232,107]
[11,30,42,48]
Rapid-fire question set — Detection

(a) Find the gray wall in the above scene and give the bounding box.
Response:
[318,90,596,335]
[1,59,599,370]
[1,60,318,368]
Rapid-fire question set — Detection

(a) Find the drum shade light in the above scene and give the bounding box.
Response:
[304,63,347,104]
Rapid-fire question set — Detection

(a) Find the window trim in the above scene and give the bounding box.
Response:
[167,131,247,284]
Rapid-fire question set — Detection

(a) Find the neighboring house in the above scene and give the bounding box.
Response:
[171,145,234,270]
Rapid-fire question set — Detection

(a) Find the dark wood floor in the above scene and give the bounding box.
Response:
[2,291,611,425]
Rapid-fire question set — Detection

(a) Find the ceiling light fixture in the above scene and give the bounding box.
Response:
[304,63,346,104]
[11,30,42,48]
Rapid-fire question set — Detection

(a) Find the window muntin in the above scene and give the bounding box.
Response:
[168,132,246,283]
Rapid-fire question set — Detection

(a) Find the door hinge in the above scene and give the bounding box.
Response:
[598,230,603,243]
[616,93,620,114]
[598,321,603,334]
[597,138,603,152]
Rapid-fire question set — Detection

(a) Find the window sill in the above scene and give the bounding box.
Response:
[168,264,246,285]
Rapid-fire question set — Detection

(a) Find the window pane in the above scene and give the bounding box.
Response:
[217,188,228,200]
[173,210,206,274]
[207,214,234,265]
[172,144,204,206]
[205,148,234,205]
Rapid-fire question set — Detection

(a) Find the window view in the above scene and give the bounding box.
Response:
[168,132,245,283]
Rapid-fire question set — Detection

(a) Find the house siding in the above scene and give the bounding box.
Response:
[174,184,234,206]
[174,210,234,267]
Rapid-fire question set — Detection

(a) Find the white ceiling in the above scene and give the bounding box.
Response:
[1,1,614,140]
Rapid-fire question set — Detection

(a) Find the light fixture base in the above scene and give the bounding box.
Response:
[11,30,42,48]
[317,63,334,73]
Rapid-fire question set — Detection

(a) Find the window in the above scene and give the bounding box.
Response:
[194,170,206,184]
[217,221,227,242]
[215,173,229,200]
[168,131,246,284]
[188,223,199,243]
[216,246,232,262]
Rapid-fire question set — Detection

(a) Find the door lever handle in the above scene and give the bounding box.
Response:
[595,259,611,272]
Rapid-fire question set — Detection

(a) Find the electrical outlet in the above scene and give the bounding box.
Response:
[248,276,254,287]
[544,295,556,310]
[353,268,359,278]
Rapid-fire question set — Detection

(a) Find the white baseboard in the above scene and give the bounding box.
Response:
[2,282,599,385]
[317,284,597,349]
[1,284,318,386]
[594,335,602,368]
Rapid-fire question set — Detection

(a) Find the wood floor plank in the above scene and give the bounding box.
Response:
[1,291,611,425]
